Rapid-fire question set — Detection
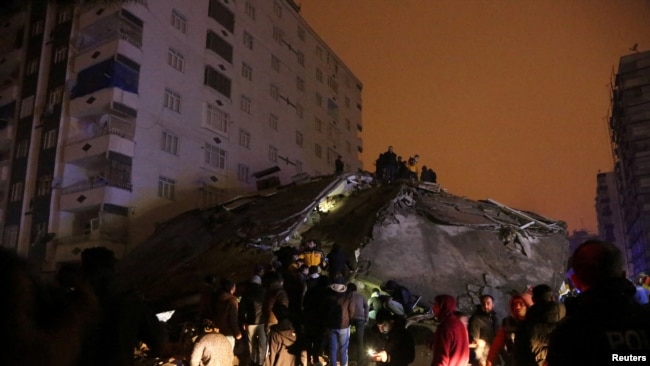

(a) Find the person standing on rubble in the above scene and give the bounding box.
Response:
[382,146,398,183]
[335,155,344,175]
[298,239,327,270]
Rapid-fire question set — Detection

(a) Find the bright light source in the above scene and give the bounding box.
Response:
[156,310,175,322]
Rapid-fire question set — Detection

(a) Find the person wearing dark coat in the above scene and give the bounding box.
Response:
[370,309,415,366]
[265,304,306,366]
[239,274,267,366]
[514,284,565,366]
[431,294,470,366]
[302,275,330,365]
[335,155,344,175]
[547,240,650,366]
[468,295,499,366]
[327,243,350,280]
[214,278,243,349]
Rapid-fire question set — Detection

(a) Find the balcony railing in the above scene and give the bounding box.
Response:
[67,125,134,145]
[61,176,132,194]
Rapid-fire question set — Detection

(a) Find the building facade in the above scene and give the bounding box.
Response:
[594,171,629,273]
[0,0,363,271]
[608,49,650,276]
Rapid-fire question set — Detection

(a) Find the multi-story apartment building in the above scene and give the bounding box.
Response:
[0,0,363,271]
[595,171,629,273]
[608,49,650,276]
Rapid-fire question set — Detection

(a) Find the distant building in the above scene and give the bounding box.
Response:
[608,49,650,276]
[595,171,629,273]
[0,0,363,271]
[567,229,599,259]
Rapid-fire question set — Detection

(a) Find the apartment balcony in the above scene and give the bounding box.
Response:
[64,123,134,165]
[73,8,143,54]
[60,177,132,212]
[69,86,138,118]
[54,233,127,263]
[72,33,141,74]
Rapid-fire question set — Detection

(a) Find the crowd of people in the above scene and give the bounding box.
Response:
[374,146,437,184]
[2,238,650,366]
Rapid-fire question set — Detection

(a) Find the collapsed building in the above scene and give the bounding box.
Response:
[116,172,569,318]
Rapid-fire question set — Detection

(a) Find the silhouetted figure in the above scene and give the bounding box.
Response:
[335,155,344,175]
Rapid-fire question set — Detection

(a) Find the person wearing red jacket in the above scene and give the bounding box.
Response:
[432,294,470,366]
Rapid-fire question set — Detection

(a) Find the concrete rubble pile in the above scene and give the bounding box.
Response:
[116,172,569,318]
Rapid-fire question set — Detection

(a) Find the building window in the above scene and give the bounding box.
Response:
[206,103,228,133]
[345,119,351,131]
[297,51,304,66]
[269,114,278,131]
[57,7,73,24]
[269,145,278,162]
[54,46,68,64]
[240,95,251,114]
[295,131,303,147]
[48,87,64,106]
[20,95,34,118]
[315,118,322,132]
[239,130,251,149]
[296,77,304,91]
[205,143,227,169]
[296,104,303,119]
[206,30,233,63]
[242,62,252,81]
[167,48,185,72]
[238,164,249,182]
[345,96,351,109]
[42,129,57,150]
[316,93,323,107]
[37,175,52,196]
[273,2,283,17]
[271,55,280,72]
[316,46,324,60]
[270,84,279,101]
[171,9,187,33]
[161,131,179,155]
[164,88,181,112]
[199,186,222,208]
[273,27,283,44]
[328,76,338,93]
[158,176,175,200]
[31,19,44,37]
[295,160,303,173]
[15,139,29,159]
[245,1,256,19]
[26,58,39,75]
[316,68,323,83]
[208,0,234,32]
[204,66,231,97]
[10,181,23,202]
[297,26,305,41]
[315,143,322,158]
[2,226,19,249]
[243,32,254,50]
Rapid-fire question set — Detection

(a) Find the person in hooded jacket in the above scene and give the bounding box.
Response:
[265,304,306,366]
[486,294,531,366]
[431,294,470,366]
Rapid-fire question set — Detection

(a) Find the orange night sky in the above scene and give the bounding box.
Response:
[299,0,650,233]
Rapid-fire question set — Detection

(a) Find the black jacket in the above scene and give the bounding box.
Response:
[239,281,265,325]
[547,278,650,366]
